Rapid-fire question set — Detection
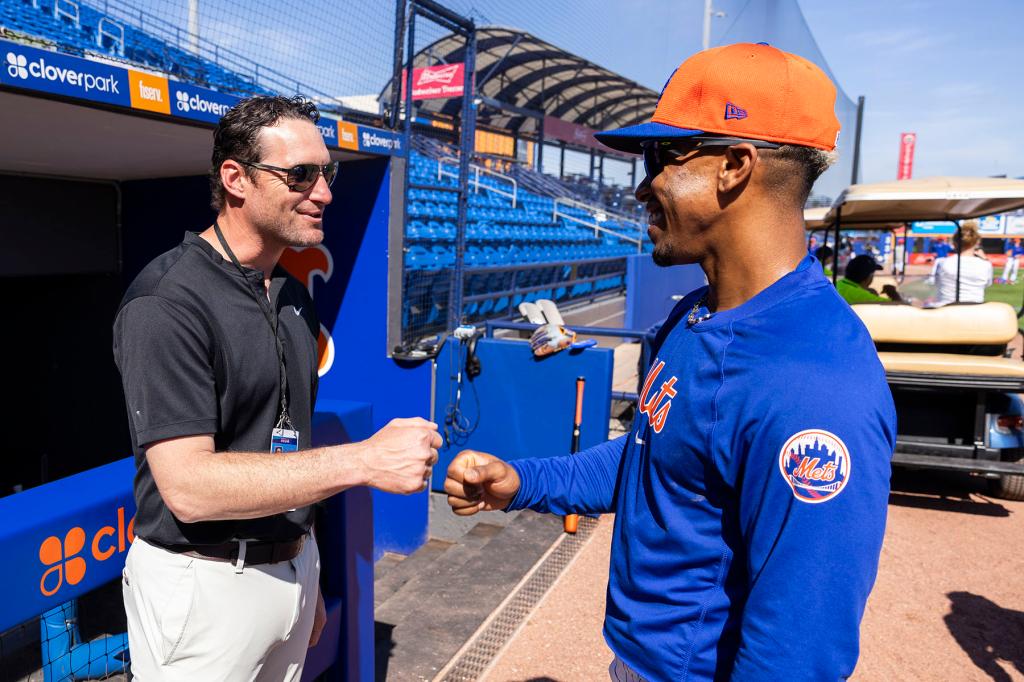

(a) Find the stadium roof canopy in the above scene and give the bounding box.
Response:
[386,26,659,139]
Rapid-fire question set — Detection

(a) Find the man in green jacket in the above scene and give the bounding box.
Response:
[837,255,903,304]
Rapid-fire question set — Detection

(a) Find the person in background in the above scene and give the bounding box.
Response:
[837,254,903,304]
[933,236,952,259]
[931,220,992,305]
[807,235,818,255]
[815,244,835,277]
[999,237,1022,285]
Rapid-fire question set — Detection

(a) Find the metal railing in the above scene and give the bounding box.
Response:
[438,157,518,207]
[553,197,644,251]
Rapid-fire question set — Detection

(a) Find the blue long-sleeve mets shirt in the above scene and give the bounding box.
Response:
[508,255,895,681]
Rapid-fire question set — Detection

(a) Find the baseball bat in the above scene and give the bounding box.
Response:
[564,376,585,534]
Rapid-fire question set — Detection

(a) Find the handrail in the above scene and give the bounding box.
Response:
[438,157,518,207]
[54,0,80,27]
[555,207,643,249]
[553,197,645,252]
[97,16,124,55]
[554,195,640,226]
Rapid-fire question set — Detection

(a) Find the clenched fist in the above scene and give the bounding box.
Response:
[359,417,442,494]
[444,450,520,516]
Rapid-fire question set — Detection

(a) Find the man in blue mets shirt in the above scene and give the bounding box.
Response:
[444,43,895,681]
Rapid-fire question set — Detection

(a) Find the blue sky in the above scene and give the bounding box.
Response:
[572,0,1024,185]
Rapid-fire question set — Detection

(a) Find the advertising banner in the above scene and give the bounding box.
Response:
[337,121,359,151]
[977,215,1005,234]
[1,39,405,157]
[1006,216,1024,236]
[316,115,339,147]
[544,116,600,150]
[897,132,916,180]
[357,125,404,156]
[169,81,238,123]
[2,41,130,107]
[128,69,170,114]
[402,62,465,100]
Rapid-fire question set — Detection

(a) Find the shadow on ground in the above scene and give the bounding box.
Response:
[888,468,1011,517]
[945,591,1024,681]
[374,621,395,682]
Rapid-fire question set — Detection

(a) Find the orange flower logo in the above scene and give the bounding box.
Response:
[39,528,87,597]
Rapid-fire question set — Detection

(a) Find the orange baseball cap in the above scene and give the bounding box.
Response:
[595,42,840,153]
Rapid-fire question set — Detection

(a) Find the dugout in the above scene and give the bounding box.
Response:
[0,49,421,676]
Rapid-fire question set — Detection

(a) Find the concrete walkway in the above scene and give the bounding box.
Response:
[478,468,1024,682]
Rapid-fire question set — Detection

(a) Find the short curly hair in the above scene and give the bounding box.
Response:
[209,95,321,211]
[760,144,838,206]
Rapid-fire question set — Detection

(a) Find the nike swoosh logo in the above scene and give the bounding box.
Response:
[293,307,302,316]
[635,433,645,445]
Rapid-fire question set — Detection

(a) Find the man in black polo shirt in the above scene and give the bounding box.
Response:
[113,96,440,680]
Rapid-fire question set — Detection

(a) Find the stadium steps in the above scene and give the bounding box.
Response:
[373,510,564,681]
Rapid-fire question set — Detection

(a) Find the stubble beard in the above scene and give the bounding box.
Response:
[652,241,675,267]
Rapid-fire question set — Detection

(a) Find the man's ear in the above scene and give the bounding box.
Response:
[220,159,250,203]
[718,143,758,194]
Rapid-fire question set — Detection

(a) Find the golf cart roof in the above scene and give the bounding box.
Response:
[803,206,902,231]
[827,176,1024,224]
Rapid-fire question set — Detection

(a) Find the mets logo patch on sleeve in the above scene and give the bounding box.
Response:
[778,429,850,503]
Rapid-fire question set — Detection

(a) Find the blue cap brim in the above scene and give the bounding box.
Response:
[594,121,704,154]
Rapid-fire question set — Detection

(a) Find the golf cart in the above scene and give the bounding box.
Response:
[814,177,1024,500]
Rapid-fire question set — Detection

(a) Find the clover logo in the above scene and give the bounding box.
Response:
[39,528,87,596]
[175,90,190,112]
[6,52,28,79]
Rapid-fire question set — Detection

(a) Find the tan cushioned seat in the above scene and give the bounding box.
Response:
[878,352,1024,377]
[852,302,1018,345]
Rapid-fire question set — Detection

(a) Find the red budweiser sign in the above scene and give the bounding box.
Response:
[402,63,466,100]
[897,132,916,180]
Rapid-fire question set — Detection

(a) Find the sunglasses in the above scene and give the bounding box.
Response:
[640,137,782,179]
[238,160,339,191]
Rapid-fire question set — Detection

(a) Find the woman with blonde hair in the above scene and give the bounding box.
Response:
[931,219,993,305]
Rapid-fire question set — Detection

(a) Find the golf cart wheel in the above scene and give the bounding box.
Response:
[991,461,1024,501]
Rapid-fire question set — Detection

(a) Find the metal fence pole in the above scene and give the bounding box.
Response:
[448,24,477,331]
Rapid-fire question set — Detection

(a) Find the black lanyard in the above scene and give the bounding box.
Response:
[213,222,293,430]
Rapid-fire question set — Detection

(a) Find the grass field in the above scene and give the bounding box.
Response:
[986,280,1024,330]
[892,271,1024,330]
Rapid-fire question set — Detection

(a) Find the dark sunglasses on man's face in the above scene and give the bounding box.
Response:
[640,137,782,180]
[238,160,339,191]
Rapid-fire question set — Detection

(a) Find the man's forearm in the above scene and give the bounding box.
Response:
[159,442,368,523]
[507,435,626,515]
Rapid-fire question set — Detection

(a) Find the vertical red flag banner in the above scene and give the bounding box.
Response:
[897,132,916,180]
[401,63,466,100]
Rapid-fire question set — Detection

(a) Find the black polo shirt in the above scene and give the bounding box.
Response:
[113,231,319,546]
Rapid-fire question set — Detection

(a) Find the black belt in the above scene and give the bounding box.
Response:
[151,535,306,565]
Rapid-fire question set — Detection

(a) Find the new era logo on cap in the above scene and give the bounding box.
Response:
[724,102,747,120]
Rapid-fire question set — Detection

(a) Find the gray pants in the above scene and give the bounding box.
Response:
[122,535,320,681]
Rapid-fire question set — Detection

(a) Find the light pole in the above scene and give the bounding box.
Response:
[702,0,726,51]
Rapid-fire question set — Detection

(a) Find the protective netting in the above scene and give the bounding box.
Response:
[0,582,128,682]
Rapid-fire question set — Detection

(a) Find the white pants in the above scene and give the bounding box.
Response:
[1003,257,1019,283]
[122,535,320,681]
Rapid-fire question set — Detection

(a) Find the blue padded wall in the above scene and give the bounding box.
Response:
[432,338,613,491]
[312,158,432,559]
[624,256,707,331]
